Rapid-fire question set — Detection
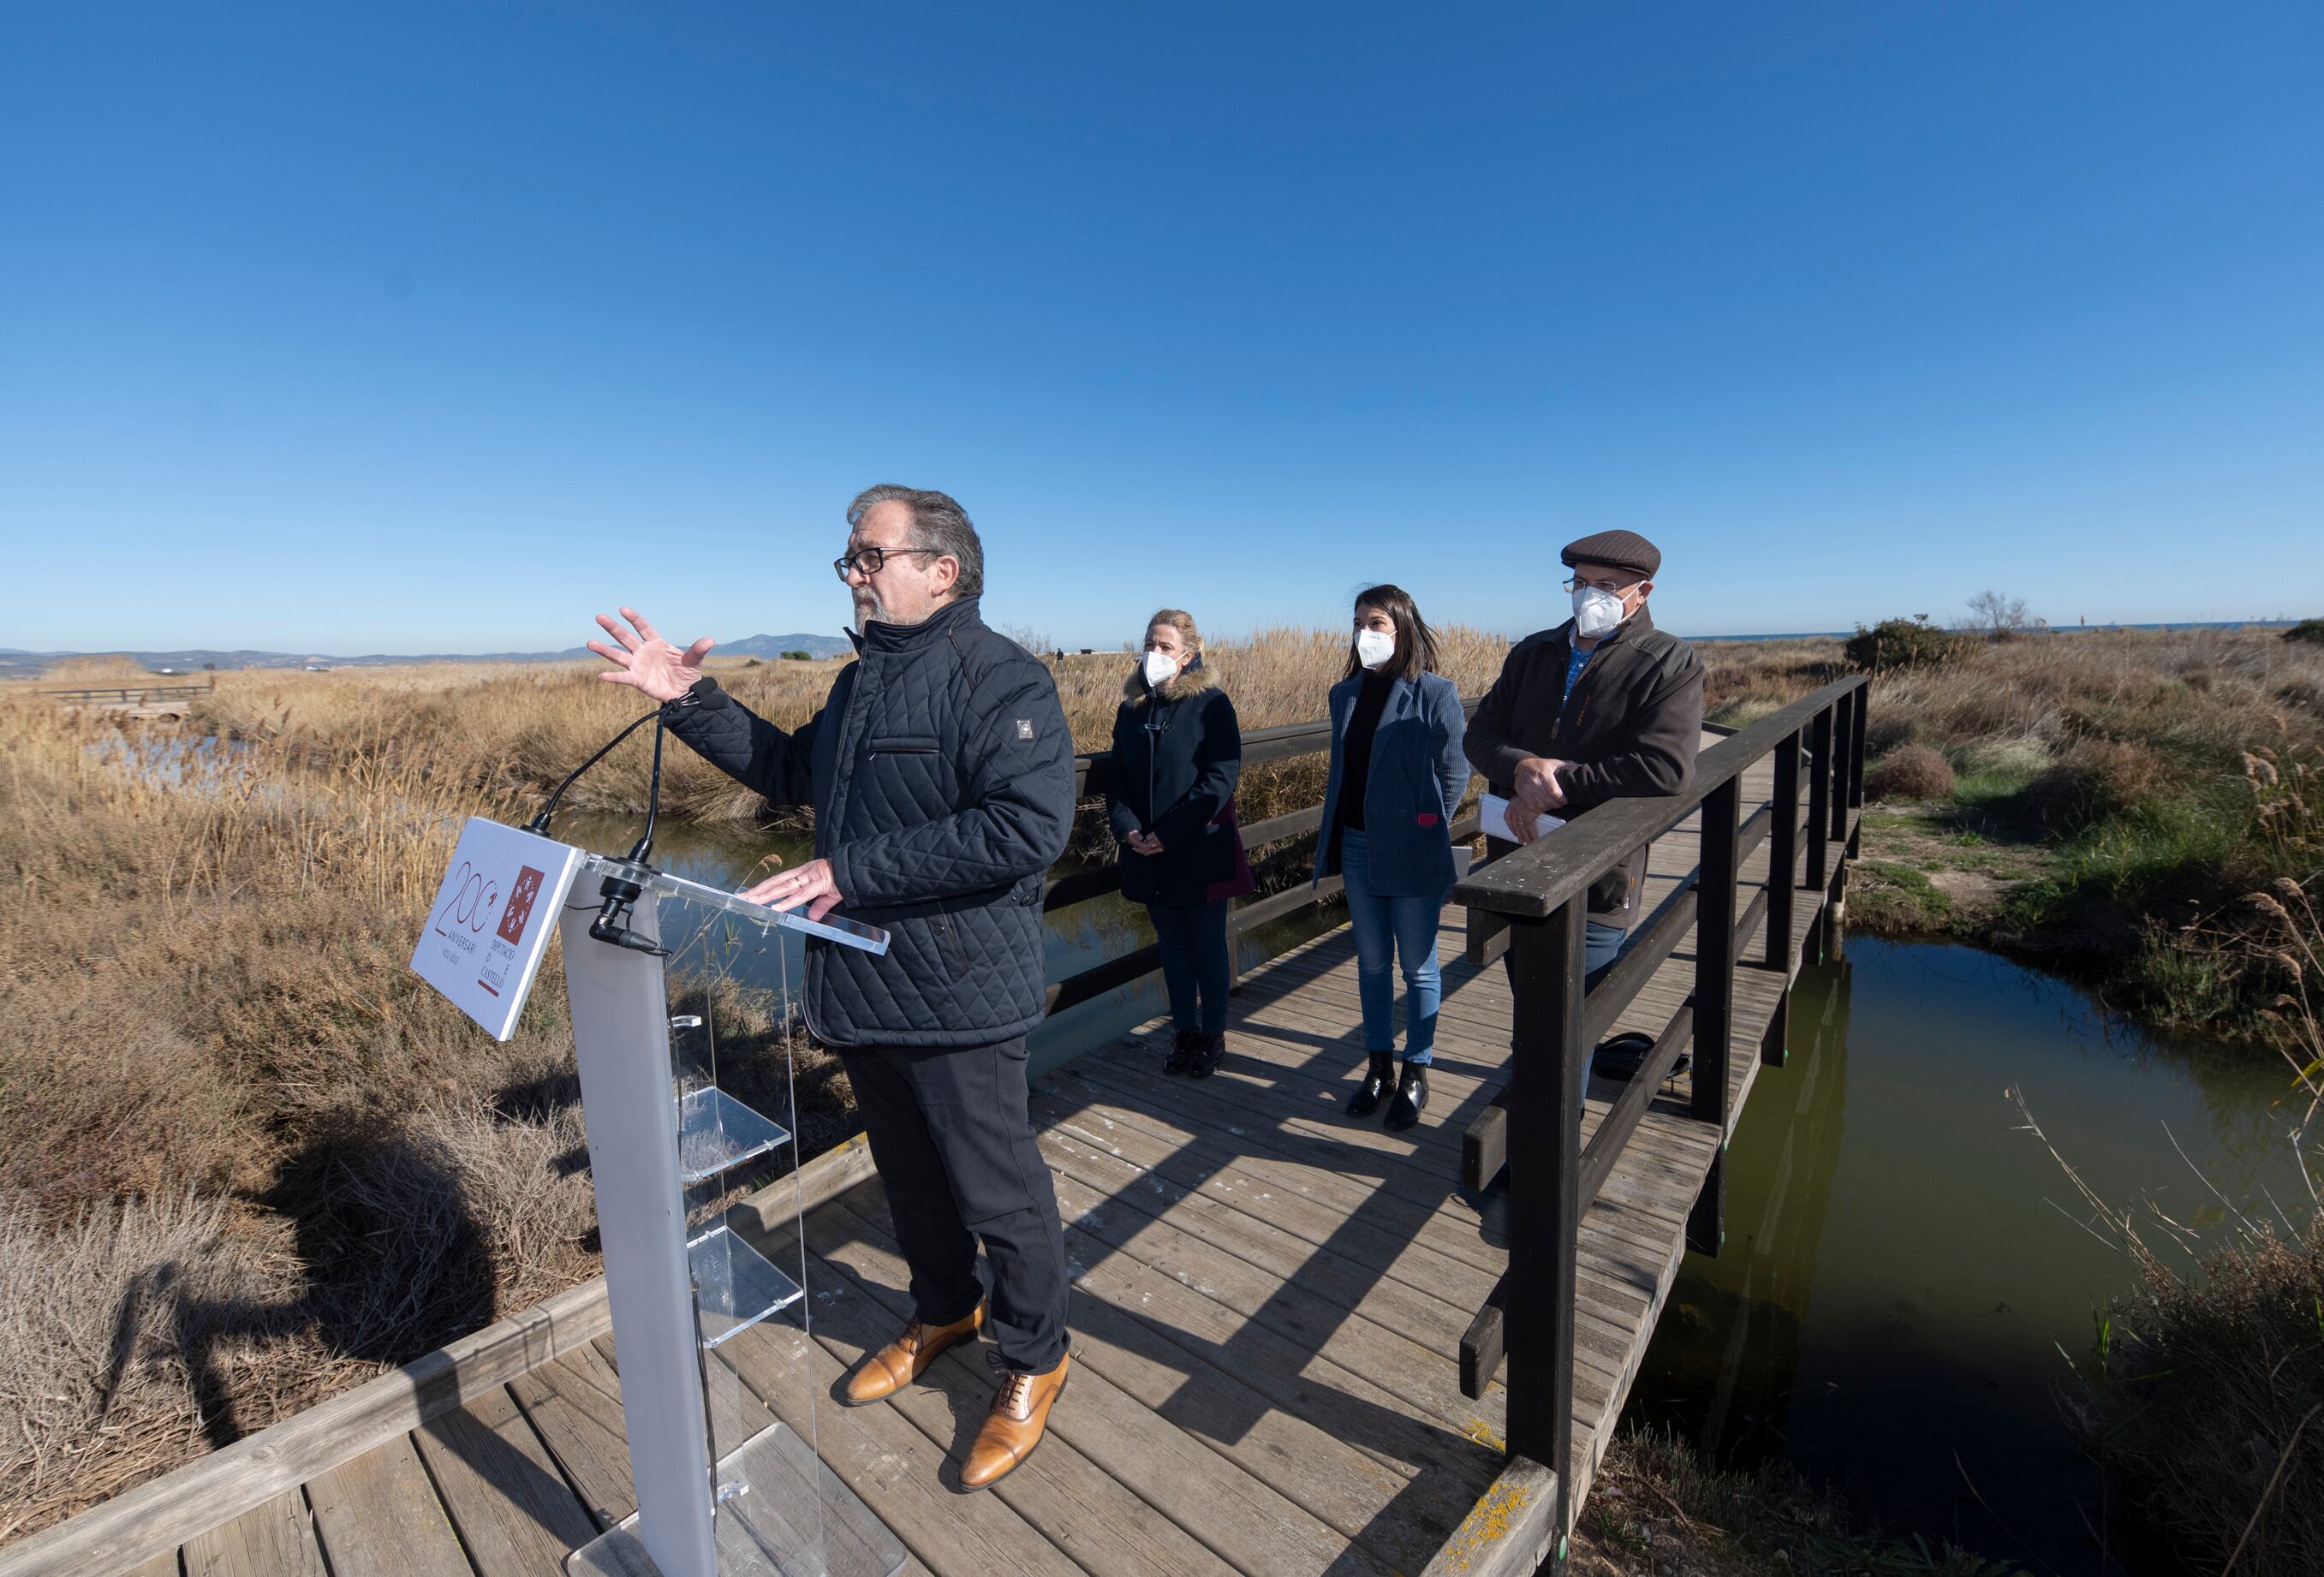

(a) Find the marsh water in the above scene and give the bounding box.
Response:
[570,813,2297,1571]
[1630,937,2303,1572]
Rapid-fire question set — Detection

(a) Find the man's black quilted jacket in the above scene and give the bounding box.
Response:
[660,598,1074,1049]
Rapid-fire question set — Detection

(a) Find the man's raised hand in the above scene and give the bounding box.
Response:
[588,608,713,704]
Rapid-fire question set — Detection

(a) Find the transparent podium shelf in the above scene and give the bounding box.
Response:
[569,1420,909,1577]
[688,1226,804,1350]
[677,1086,791,1183]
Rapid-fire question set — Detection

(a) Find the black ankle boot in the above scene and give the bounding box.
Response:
[1165,1031,1198,1075]
[1187,1031,1226,1079]
[1384,1062,1428,1132]
[1348,1053,1395,1117]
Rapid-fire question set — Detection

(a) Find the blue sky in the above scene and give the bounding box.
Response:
[4,1,2319,654]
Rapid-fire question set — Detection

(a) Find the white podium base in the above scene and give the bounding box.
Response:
[566,1420,907,1577]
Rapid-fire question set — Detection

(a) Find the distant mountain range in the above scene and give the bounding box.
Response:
[0,634,855,677]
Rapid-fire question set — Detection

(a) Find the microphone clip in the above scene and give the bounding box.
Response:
[586,859,670,958]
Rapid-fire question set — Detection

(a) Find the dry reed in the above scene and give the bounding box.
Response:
[8,620,2308,1545]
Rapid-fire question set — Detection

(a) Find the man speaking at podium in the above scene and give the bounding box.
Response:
[587,485,1076,1491]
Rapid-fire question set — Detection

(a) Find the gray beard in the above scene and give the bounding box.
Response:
[853,593,930,633]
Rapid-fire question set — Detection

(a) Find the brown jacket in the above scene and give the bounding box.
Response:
[1463,607,1705,923]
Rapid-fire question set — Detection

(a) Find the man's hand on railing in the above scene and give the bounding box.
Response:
[1512,756,1568,811]
[1507,756,1569,843]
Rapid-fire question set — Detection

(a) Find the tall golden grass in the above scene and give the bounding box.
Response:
[3,620,2312,1544]
[0,626,1511,1541]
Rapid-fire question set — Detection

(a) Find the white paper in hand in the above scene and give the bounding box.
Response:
[1481,793,1564,843]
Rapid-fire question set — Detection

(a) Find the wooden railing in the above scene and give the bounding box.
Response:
[1445,675,1868,1544]
[40,682,212,705]
[1039,698,1484,1016]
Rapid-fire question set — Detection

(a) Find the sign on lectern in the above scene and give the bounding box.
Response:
[411,818,905,1577]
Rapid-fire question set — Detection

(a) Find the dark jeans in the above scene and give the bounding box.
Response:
[1148,898,1231,1035]
[837,1036,1070,1374]
[1502,919,1630,1104]
[1584,919,1627,980]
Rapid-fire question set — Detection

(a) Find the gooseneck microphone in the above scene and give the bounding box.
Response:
[523,675,729,836]
[535,675,730,956]
[523,709,660,836]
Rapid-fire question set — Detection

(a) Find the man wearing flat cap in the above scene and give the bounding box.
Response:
[1463,528,1705,997]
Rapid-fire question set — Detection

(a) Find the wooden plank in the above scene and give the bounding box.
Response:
[1030,1100,1639,1381]
[797,1195,1405,1577]
[182,1492,326,1577]
[1041,1159,1525,1437]
[1040,1062,1552,1289]
[1036,1073,1654,1366]
[410,1388,598,1577]
[805,1191,1482,1576]
[507,1342,639,1530]
[1034,1127,1493,1357]
[843,1172,1514,1501]
[1416,1456,1561,1577]
[122,1554,178,1577]
[0,1134,884,1577]
[305,1435,472,1577]
[711,1256,1089,1577]
[766,1218,1240,1577]
[581,1335,920,1577]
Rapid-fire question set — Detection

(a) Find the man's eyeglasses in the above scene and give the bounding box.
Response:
[1564,575,1642,596]
[833,545,943,581]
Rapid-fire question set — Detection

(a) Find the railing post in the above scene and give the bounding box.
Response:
[1828,690,1853,846]
[1688,777,1738,1256]
[1845,682,1868,857]
[1804,706,1832,894]
[1504,900,1583,1549]
[1765,728,1799,975]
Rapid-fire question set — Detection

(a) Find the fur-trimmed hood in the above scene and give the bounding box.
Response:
[1123,657,1223,705]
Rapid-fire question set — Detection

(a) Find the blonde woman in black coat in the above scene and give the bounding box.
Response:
[1107,610,1248,1078]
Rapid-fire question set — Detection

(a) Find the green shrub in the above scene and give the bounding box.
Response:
[1846,860,1952,931]
[1863,744,1954,801]
[1952,735,2053,784]
[780,650,813,661]
[2022,737,2169,836]
[1844,616,1961,672]
[2281,618,2324,646]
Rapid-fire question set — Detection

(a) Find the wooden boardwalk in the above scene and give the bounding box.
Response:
[18,742,1846,1577]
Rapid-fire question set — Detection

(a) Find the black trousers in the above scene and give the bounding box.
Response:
[836,1036,1070,1374]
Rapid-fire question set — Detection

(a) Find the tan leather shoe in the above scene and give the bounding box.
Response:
[841,1304,985,1406]
[959,1353,1070,1491]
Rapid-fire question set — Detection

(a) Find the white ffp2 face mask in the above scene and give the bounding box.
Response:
[1571,585,1629,639]
[1142,650,1180,688]
[1355,628,1397,670]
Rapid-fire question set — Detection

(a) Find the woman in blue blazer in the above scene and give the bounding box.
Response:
[1313,585,1471,1130]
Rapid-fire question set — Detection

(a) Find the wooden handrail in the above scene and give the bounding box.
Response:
[1454,674,1871,1550]
[39,683,212,705]
[1451,675,1867,922]
[1040,695,1482,1013]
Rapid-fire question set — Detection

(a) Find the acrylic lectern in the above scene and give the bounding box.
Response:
[411,819,907,1577]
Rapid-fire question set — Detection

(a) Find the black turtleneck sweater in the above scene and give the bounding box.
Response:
[1333,669,1393,845]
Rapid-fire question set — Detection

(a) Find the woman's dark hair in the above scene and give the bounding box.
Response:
[1343,584,1440,683]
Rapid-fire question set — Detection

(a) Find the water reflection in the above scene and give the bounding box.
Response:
[1633,937,2303,1572]
[558,812,1344,1073]
[88,733,251,788]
